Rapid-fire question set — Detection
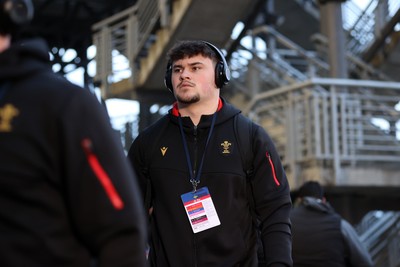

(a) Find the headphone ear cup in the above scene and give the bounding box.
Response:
[215,61,225,89]
[3,0,33,25]
[202,41,230,89]
[164,64,173,92]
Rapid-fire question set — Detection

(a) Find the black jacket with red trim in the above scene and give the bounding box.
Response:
[128,98,292,267]
[0,38,147,266]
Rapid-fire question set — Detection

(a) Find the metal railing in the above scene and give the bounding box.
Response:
[311,33,392,81]
[92,0,164,97]
[250,24,393,82]
[229,25,393,102]
[295,0,400,56]
[344,0,400,56]
[243,78,400,183]
[343,0,378,55]
[357,211,400,267]
[229,25,330,99]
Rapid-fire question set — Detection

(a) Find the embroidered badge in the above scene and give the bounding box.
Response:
[0,104,19,132]
[160,146,168,156]
[220,140,232,154]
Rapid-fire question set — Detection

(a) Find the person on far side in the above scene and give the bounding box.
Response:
[290,181,374,267]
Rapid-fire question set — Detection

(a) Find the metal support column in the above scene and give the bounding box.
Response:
[318,0,348,78]
[318,0,347,184]
[330,85,341,184]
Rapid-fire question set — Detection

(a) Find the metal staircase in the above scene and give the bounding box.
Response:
[357,211,400,267]
[222,1,400,187]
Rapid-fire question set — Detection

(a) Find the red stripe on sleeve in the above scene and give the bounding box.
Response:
[266,151,280,186]
[81,138,124,210]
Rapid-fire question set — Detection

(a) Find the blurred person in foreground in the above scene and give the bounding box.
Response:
[0,0,147,265]
[290,181,373,267]
[128,40,292,266]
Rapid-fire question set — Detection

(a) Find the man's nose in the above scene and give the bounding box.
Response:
[179,68,190,80]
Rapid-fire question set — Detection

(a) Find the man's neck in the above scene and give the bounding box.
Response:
[178,98,219,126]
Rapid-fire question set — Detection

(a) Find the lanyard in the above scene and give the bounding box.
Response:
[178,113,217,192]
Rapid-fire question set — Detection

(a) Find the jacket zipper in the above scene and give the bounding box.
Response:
[266,151,280,186]
[193,125,198,178]
[81,138,124,210]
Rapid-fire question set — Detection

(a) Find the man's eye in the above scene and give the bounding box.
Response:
[173,68,181,73]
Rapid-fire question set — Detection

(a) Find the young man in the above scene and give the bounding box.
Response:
[0,0,147,266]
[290,181,373,267]
[128,40,292,266]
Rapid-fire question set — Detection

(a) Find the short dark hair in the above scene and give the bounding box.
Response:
[166,40,219,65]
[298,181,324,199]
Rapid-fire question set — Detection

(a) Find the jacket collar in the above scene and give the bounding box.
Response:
[171,98,223,117]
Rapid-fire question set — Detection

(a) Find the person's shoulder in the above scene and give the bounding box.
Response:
[37,72,94,98]
[26,70,81,91]
[141,114,170,135]
[29,72,103,117]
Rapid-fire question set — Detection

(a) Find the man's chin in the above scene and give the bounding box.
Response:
[176,95,200,104]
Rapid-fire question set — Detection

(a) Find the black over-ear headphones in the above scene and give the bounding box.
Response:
[0,0,34,34]
[164,41,231,92]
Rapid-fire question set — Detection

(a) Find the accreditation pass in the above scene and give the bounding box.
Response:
[181,187,221,233]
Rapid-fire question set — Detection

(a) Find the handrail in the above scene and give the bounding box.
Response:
[296,0,400,60]
[251,26,330,72]
[244,77,400,114]
[243,77,400,183]
[92,0,165,96]
[357,211,400,266]
[229,25,330,98]
[311,33,392,81]
[343,0,400,56]
[343,0,377,54]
